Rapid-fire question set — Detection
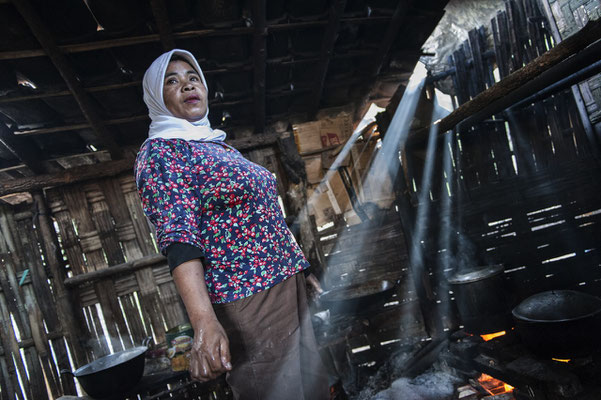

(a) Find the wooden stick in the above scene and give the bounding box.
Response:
[407,18,601,146]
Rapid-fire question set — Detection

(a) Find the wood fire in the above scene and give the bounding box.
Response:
[477,373,514,396]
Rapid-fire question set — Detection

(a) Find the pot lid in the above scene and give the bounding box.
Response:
[448,264,504,284]
[512,290,601,323]
[320,279,396,302]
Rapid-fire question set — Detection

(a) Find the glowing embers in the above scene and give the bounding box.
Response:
[480,331,506,342]
[477,373,514,396]
[552,358,571,363]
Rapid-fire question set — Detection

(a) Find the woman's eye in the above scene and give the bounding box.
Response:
[166,78,177,85]
[190,76,199,81]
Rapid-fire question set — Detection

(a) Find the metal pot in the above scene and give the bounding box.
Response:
[319,279,397,315]
[512,290,601,358]
[62,337,151,398]
[448,264,513,335]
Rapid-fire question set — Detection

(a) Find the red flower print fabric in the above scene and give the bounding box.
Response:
[135,138,309,303]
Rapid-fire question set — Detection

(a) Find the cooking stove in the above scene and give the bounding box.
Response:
[443,330,601,400]
[57,371,231,400]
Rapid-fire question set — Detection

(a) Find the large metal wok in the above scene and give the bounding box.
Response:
[512,290,601,358]
[319,279,398,315]
[62,337,151,398]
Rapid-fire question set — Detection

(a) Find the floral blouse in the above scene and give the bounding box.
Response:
[135,138,309,304]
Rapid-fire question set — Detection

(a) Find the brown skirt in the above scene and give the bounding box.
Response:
[213,273,329,400]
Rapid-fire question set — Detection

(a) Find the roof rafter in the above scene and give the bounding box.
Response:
[354,0,412,117]
[0,16,393,61]
[309,0,347,118]
[11,0,124,159]
[0,123,45,174]
[251,0,267,133]
[149,0,176,51]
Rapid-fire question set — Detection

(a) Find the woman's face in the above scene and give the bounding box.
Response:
[163,60,208,122]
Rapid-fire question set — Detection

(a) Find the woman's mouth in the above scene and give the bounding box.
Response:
[184,95,201,104]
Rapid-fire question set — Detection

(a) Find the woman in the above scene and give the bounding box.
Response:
[135,49,329,400]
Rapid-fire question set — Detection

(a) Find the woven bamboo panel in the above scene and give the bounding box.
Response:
[400,0,601,335]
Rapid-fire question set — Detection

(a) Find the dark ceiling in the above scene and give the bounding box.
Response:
[0,0,448,181]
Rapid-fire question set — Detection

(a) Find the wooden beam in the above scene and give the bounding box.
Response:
[0,133,279,195]
[0,17,393,61]
[0,47,423,105]
[251,0,267,133]
[0,123,45,174]
[309,0,347,118]
[14,115,149,136]
[354,0,412,119]
[0,156,134,196]
[149,0,176,51]
[11,0,124,159]
[0,81,142,104]
[64,253,166,288]
[406,18,601,146]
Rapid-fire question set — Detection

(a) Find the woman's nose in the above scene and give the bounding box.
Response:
[182,82,195,91]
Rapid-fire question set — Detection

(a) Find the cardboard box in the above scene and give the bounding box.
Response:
[293,121,322,153]
[303,155,324,185]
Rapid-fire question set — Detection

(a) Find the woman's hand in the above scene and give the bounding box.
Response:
[306,273,324,302]
[172,258,232,382]
[189,316,232,382]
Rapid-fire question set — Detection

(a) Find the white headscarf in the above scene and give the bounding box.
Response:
[142,49,226,142]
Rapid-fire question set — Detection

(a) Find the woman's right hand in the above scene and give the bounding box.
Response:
[171,258,233,382]
[189,316,232,382]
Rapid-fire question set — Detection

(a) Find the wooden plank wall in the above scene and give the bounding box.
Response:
[403,0,601,334]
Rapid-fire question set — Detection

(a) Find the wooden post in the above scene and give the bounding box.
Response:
[32,191,87,371]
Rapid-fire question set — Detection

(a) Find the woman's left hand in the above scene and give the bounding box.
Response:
[306,273,323,302]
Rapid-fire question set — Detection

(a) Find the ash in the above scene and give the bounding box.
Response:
[369,371,458,400]
[353,352,460,400]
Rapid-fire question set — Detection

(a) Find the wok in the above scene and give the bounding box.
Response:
[319,279,397,315]
[62,337,151,399]
[512,290,601,358]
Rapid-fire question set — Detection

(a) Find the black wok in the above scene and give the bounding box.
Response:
[319,279,398,315]
[512,290,601,358]
[62,337,151,399]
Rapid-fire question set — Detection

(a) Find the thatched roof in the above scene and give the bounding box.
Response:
[0,0,448,182]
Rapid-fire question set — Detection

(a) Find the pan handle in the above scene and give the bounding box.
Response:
[60,369,74,376]
[142,336,153,348]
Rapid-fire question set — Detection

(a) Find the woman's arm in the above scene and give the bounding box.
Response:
[172,258,232,381]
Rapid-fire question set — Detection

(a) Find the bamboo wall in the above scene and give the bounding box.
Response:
[401,0,601,334]
[0,142,291,400]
